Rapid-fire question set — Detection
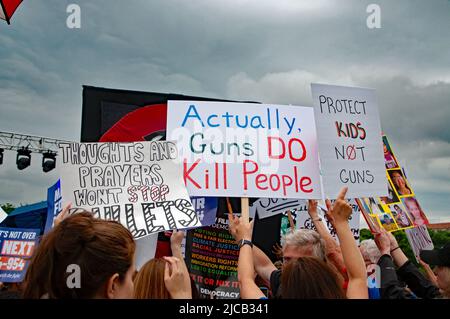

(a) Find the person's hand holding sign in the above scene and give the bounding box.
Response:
[326,187,369,299]
[163,256,192,299]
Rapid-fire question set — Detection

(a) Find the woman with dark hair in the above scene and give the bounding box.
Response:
[22,212,136,299]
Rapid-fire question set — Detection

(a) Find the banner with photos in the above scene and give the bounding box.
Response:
[358,135,430,233]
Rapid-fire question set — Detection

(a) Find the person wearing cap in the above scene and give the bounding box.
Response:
[420,242,450,298]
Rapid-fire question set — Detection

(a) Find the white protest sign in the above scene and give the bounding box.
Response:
[59,141,201,239]
[311,83,387,199]
[250,198,306,219]
[405,225,434,263]
[167,101,322,199]
[296,199,361,244]
[135,233,158,270]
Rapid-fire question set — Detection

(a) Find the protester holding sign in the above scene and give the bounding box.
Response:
[307,200,347,282]
[374,230,440,299]
[22,212,136,299]
[134,230,192,299]
[231,187,368,299]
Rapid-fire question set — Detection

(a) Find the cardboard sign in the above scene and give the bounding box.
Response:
[311,84,387,199]
[167,101,322,199]
[0,228,39,283]
[59,142,201,239]
[359,136,429,233]
[405,225,434,263]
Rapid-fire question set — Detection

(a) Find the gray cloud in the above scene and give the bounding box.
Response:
[0,0,449,223]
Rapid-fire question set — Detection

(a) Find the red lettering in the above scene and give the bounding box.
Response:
[243,160,259,190]
[183,159,201,189]
[288,138,307,162]
[268,136,285,159]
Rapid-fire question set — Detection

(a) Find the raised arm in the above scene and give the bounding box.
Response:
[229,213,265,299]
[308,200,347,278]
[228,211,276,285]
[326,187,368,299]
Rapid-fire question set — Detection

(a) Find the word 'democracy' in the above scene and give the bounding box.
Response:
[311,84,387,199]
[59,142,201,239]
[167,101,322,198]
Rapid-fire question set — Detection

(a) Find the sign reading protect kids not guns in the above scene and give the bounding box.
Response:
[166,101,322,198]
[0,228,40,283]
[59,142,201,239]
[311,83,387,199]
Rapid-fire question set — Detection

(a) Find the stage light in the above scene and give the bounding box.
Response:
[42,151,56,173]
[16,148,31,170]
[0,148,3,165]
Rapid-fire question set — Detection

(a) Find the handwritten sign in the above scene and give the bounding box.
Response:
[311,84,387,198]
[167,101,322,199]
[250,198,305,219]
[0,228,40,283]
[296,199,361,244]
[59,142,201,239]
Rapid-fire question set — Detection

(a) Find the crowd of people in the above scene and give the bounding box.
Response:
[0,187,449,299]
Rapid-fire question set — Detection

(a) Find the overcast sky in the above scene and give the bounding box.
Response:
[1,0,449,224]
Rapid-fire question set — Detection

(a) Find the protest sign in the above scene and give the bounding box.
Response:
[44,179,62,234]
[295,199,361,244]
[405,225,434,263]
[311,83,387,199]
[135,233,158,270]
[184,215,240,299]
[0,227,39,283]
[250,198,305,219]
[167,101,322,199]
[59,141,201,239]
[359,135,429,233]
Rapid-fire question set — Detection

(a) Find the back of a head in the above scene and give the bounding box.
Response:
[282,229,326,261]
[281,257,346,299]
[22,212,135,299]
[134,258,170,299]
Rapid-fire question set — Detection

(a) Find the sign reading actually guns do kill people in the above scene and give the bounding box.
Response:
[311,84,387,199]
[167,101,322,198]
[59,142,201,239]
[0,228,40,283]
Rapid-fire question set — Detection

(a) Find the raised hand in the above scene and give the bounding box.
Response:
[163,256,192,299]
[325,187,352,225]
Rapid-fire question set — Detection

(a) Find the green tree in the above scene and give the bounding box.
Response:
[1,203,15,214]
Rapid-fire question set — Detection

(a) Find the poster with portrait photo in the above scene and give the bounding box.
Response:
[388,203,414,230]
[388,169,414,198]
[383,136,399,169]
[364,197,384,215]
[402,197,429,227]
[380,180,400,205]
[356,199,381,233]
[377,212,399,232]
